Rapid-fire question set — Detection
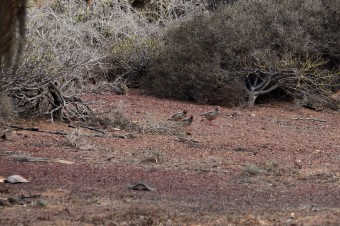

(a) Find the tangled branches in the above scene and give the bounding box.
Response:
[242,52,339,109]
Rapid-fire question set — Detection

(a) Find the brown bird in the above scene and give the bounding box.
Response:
[168,110,188,122]
[115,82,129,95]
[182,115,193,127]
[200,107,220,124]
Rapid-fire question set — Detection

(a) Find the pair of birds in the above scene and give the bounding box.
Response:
[168,107,220,126]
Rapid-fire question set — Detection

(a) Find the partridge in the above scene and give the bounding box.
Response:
[115,82,129,95]
[200,107,220,124]
[182,115,193,127]
[168,110,188,122]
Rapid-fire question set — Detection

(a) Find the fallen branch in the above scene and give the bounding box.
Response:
[11,154,74,164]
[290,117,326,122]
[6,125,68,135]
[5,124,133,139]
[6,125,39,131]
[68,124,107,134]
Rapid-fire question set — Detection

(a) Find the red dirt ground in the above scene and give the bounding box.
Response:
[1,89,339,225]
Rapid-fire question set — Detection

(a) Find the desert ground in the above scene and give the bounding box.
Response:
[1,89,339,225]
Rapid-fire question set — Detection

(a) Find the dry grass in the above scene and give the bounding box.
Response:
[64,127,94,151]
[243,163,263,176]
[137,114,184,135]
[89,101,184,135]
[138,148,168,164]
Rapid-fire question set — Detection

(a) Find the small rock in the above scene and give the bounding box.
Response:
[294,159,303,169]
[128,182,155,191]
[0,198,11,206]
[1,130,17,141]
[5,175,29,184]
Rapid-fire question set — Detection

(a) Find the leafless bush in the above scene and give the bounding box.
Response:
[241,52,339,109]
[1,1,146,120]
[0,40,94,121]
[206,0,239,10]
[1,43,60,118]
[0,1,105,120]
[129,0,207,24]
[27,0,201,89]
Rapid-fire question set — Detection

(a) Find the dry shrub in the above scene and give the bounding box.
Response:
[143,14,248,106]
[137,148,169,164]
[86,106,134,131]
[217,0,340,109]
[206,0,239,10]
[137,113,183,135]
[145,0,340,109]
[130,0,208,22]
[106,0,208,86]
[4,0,339,113]
[1,1,100,120]
[2,1,161,120]
[65,127,82,147]
[108,36,162,86]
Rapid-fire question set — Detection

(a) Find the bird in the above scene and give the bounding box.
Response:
[181,115,193,127]
[114,82,129,95]
[199,107,220,124]
[167,110,188,122]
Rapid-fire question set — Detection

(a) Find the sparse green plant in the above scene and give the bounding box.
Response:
[36,200,48,207]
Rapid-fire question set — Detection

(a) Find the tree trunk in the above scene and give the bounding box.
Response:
[247,88,257,107]
[48,82,63,120]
